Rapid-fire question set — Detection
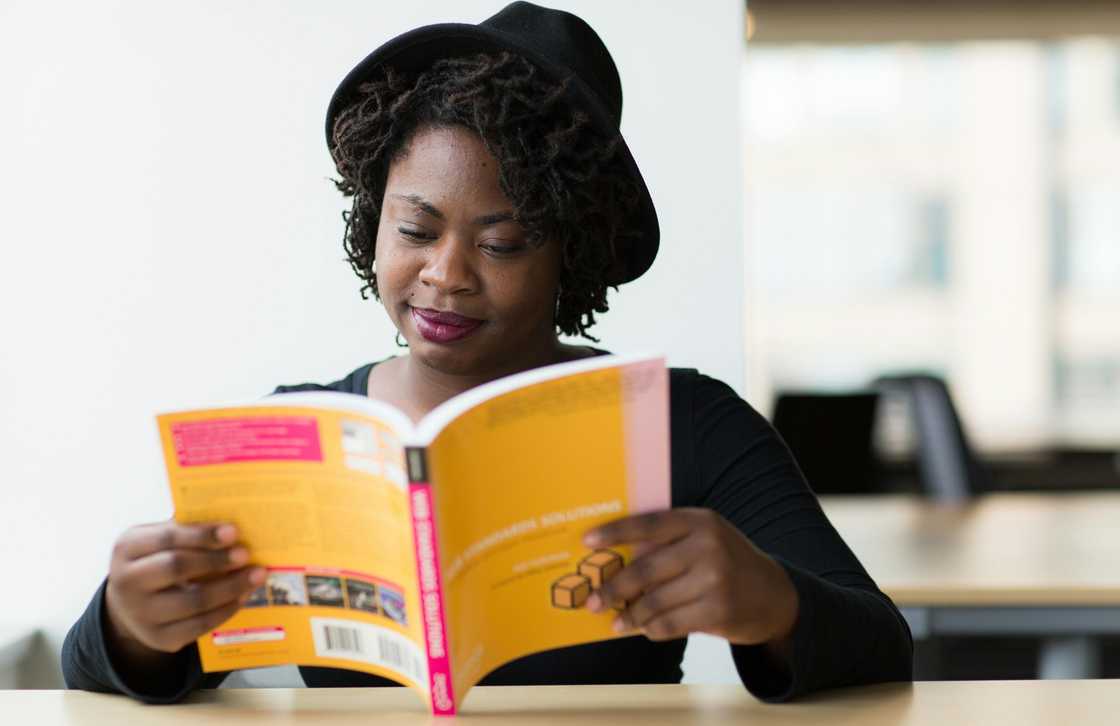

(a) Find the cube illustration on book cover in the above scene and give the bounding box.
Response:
[551,549,625,609]
[551,573,592,609]
[578,549,623,588]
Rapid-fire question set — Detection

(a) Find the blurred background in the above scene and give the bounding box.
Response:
[1,0,1118,694]
[744,0,1120,682]
[745,0,1120,480]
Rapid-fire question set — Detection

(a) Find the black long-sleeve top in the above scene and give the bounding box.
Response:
[62,362,912,703]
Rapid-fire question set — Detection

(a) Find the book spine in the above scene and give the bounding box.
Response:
[406,446,456,716]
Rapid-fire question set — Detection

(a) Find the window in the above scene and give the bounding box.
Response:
[744,39,1120,449]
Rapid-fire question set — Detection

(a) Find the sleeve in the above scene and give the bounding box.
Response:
[61,579,229,703]
[677,372,913,701]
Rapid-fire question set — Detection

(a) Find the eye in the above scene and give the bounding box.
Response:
[480,241,527,257]
[397,225,436,241]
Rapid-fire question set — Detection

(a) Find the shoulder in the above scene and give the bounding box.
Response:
[667,368,776,452]
[271,362,377,396]
[666,368,789,507]
[668,368,765,420]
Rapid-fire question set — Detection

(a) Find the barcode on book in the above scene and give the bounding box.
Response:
[310,617,427,687]
[322,625,361,653]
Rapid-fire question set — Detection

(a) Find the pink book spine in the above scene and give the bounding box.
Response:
[406,447,456,716]
[623,359,671,513]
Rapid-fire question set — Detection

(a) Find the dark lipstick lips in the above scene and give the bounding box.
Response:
[412,308,483,326]
[410,307,484,343]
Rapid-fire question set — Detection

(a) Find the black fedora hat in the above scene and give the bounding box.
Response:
[325,1,659,286]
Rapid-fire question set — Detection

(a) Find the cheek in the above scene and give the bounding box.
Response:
[374,240,418,300]
[492,266,559,320]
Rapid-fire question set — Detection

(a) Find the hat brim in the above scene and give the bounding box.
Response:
[326,23,659,286]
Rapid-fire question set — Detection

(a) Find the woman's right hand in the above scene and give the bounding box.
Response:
[104,521,266,663]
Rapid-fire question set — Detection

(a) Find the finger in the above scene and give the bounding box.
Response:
[583,510,693,549]
[149,566,267,624]
[153,598,244,653]
[587,545,689,612]
[119,522,238,560]
[125,546,251,591]
[616,573,706,630]
[633,598,713,642]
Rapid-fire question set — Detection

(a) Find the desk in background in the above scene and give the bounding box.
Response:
[822,493,1120,678]
[7,682,1120,725]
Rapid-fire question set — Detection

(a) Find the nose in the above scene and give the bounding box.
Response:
[418,237,478,295]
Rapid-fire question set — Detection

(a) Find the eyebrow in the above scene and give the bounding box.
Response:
[392,193,516,227]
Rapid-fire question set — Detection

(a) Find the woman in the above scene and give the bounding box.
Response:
[62,2,912,703]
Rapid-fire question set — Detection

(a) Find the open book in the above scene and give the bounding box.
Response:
[157,354,670,715]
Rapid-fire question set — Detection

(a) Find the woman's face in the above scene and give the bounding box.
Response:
[374,125,563,377]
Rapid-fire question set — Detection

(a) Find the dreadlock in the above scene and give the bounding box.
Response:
[329,51,642,340]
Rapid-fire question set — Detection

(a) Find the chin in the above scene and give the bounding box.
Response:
[413,334,541,381]
[410,338,494,377]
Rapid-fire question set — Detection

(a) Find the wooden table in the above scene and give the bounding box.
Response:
[7,682,1120,725]
[821,493,1120,677]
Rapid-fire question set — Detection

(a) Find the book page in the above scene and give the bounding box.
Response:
[157,402,428,695]
[423,357,670,706]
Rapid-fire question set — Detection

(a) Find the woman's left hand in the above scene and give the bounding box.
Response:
[582,507,799,648]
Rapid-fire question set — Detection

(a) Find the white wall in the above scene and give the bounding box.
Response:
[0,0,744,687]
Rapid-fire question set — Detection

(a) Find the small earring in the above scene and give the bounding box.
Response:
[395,331,408,348]
[371,259,377,275]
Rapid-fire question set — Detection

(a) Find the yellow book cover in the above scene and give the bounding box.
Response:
[157,353,669,715]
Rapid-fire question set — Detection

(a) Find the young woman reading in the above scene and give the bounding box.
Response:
[62,2,912,703]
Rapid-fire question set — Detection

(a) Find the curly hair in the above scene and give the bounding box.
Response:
[329,51,642,339]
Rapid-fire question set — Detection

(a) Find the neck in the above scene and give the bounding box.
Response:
[402,336,571,413]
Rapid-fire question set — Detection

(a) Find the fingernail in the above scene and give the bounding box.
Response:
[229,547,249,566]
[583,531,601,547]
[216,524,237,543]
[249,567,267,586]
[586,593,601,612]
[612,617,627,633]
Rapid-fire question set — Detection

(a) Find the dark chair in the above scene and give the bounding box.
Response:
[872,373,992,501]
[771,391,881,495]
